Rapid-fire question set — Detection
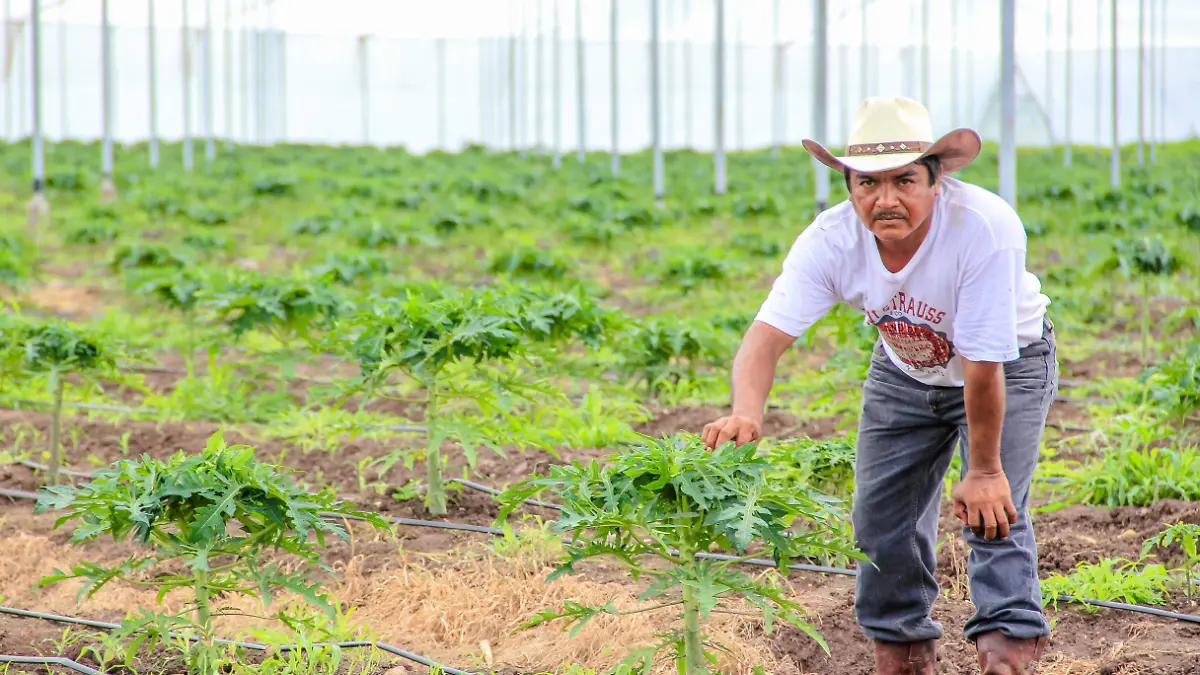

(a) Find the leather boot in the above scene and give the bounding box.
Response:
[975,631,1047,675]
[873,639,937,675]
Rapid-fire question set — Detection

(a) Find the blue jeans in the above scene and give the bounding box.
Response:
[852,317,1058,643]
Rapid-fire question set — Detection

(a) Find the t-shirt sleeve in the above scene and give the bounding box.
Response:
[952,246,1025,362]
[753,229,839,338]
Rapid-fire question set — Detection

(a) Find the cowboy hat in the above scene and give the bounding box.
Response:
[802,96,982,175]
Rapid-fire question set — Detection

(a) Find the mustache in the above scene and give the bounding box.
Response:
[873,210,907,221]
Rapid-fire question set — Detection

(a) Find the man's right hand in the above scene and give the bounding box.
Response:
[701,416,763,449]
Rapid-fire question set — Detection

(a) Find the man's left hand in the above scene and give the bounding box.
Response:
[951,469,1018,541]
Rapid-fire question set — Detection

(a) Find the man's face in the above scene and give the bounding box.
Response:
[847,163,940,242]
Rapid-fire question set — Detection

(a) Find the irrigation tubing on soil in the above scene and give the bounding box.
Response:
[0,606,472,675]
[0,655,106,675]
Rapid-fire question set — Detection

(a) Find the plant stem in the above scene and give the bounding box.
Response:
[1141,276,1151,364]
[47,370,65,486]
[194,570,215,675]
[676,501,708,675]
[184,317,196,380]
[425,373,447,516]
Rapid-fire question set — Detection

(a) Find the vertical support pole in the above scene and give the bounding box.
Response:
[5,0,11,141]
[509,0,517,151]
[735,0,743,151]
[1065,0,1072,167]
[204,0,214,163]
[1147,0,1155,163]
[771,0,781,156]
[240,0,248,143]
[965,0,974,124]
[58,13,65,138]
[713,0,724,195]
[277,28,285,141]
[686,0,696,147]
[358,35,368,145]
[521,0,529,154]
[951,0,958,127]
[479,37,488,145]
[552,0,561,166]
[999,0,1016,208]
[537,0,545,152]
[575,0,585,161]
[920,0,928,106]
[183,0,193,171]
[437,37,446,150]
[28,0,49,228]
[813,0,828,212]
[148,0,158,167]
[1095,0,1102,151]
[1045,0,1052,153]
[651,0,663,200]
[860,0,867,101]
[1136,0,1143,164]
[100,0,115,201]
[1158,0,1165,150]
[610,0,618,175]
[224,0,232,150]
[1110,0,1119,189]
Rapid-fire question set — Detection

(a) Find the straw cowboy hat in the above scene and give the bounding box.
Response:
[803,96,982,175]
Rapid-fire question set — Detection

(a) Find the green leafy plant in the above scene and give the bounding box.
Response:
[498,433,860,674]
[1041,558,1172,610]
[1134,343,1200,442]
[618,318,722,397]
[489,246,571,279]
[109,241,191,271]
[33,431,390,675]
[1100,236,1181,362]
[1045,443,1200,507]
[1142,522,1200,603]
[349,285,610,514]
[311,251,391,286]
[127,267,208,377]
[0,314,128,485]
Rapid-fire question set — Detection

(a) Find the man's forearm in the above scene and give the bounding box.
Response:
[963,361,1006,473]
[730,325,787,422]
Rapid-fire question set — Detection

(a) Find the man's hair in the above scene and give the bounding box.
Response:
[842,154,942,191]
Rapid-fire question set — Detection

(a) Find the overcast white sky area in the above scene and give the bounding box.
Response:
[15,0,1200,47]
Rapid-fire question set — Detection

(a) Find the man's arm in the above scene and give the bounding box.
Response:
[954,358,1018,540]
[701,321,796,449]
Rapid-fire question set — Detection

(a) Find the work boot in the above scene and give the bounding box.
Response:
[975,631,1046,675]
[873,639,937,675]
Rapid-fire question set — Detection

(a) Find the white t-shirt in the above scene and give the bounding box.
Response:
[754,176,1051,387]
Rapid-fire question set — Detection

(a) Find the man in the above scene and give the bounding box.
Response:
[702,97,1057,675]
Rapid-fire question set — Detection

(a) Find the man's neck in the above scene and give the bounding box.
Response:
[875,217,932,273]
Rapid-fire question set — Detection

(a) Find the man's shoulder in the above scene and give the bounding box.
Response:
[798,200,861,245]
[940,177,1027,245]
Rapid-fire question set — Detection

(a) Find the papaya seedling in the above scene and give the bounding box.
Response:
[498,433,861,674]
[1101,236,1180,363]
[1142,523,1200,603]
[0,314,130,485]
[34,431,390,675]
[348,285,610,515]
[126,267,208,377]
[617,317,722,398]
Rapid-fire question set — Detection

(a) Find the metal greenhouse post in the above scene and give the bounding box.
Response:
[205,0,215,163]
[1158,0,1165,154]
[224,0,232,150]
[771,0,781,156]
[920,0,928,106]
[610,0,618,176]
[183,0,194,171]
[1045,0,1052,155]
[536,0,543,152]
[1110,0,1119,189]
[552,0,561,167]
[1148,0,1155,163]
[29,0,49,229]
[1065,0,1072,167]
[1095,0,1101,151]
[357,35,368,144]
[437,37,446,150]
[4,0,9,141]
[100,0,116,202]
[860,0,867,101]
[240,0,248,143]
[999,0,1016,208]
[813,0,828,212]
[148,0,159,167]
[1136,0,1143,165]
[735,1,743,150]
[58,13,64,137]
[683,0,691,147]
[951,0,958,127]
[509,1,517,151]
[651,0,663,200]
[714,0,725,196]
[575,0,584,161]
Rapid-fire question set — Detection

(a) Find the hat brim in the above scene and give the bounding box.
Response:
[801,128,982,175]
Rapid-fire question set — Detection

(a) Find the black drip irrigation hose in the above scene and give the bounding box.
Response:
[4,469,1199,628]
[0,606,471,675]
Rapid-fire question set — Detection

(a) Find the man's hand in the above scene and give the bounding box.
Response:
[951,468,1018,541]
[701,415,762,449]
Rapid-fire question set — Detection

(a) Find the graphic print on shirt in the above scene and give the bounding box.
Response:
[866,291,954,370]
